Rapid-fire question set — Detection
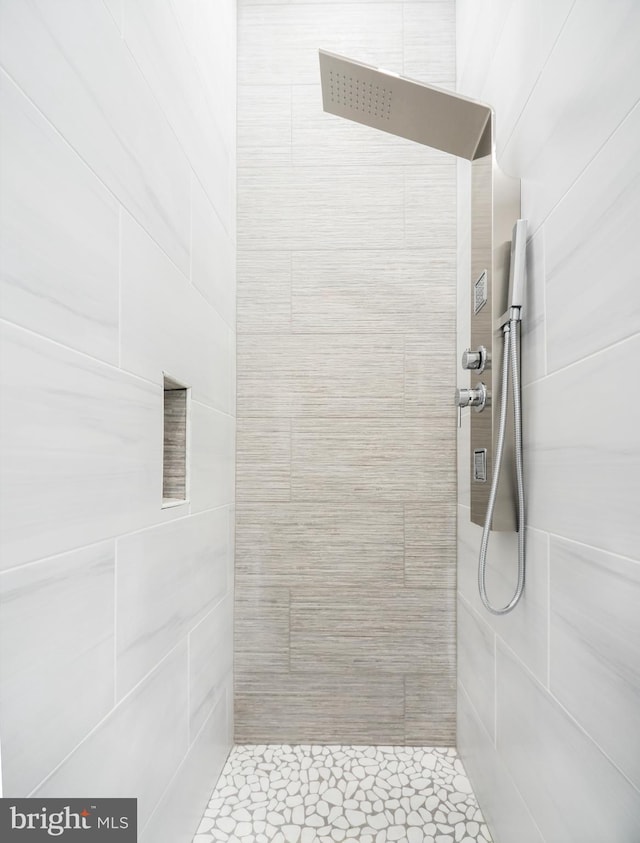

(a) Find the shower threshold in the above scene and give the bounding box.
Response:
[192,744,492,843]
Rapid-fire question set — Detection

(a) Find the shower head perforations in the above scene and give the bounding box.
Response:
[328,69,392,120]
[320,49,493,159]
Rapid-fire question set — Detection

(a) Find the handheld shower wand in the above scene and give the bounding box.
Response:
[478,220,527,615]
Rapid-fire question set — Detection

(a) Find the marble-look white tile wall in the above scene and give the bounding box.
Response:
[0,1,236,840]
[456,2,640,841]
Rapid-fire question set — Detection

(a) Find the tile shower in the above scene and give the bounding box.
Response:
[197,2,484,842]
[1,2,639,843]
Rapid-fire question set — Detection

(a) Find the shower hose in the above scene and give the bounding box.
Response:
[478,310,525,615]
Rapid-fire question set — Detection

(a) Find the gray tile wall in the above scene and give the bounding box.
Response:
[456,1,640,840]
[235,0,458,744]
[0,1,236,839]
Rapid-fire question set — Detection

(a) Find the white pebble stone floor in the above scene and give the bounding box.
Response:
[192,744,493,843]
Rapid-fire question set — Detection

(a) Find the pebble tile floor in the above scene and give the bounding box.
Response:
[193,744,493,843]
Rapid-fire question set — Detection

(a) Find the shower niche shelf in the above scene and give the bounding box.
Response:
[162,373,190,509]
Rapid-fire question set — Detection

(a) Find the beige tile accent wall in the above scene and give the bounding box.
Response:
[236,0,457,744]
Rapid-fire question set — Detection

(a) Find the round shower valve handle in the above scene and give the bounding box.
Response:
[455,383,488,412]
[462,346,488,372]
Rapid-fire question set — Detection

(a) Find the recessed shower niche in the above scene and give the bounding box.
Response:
[162,374,189,508]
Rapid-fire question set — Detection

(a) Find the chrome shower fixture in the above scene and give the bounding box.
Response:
[319,49,491,160]
[319,49,521,531]
[319,49,528,613]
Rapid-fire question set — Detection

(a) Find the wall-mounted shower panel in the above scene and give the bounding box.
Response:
[319,50,522,531]
[468,146,520,530]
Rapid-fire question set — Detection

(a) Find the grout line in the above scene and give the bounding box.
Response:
[118,13,235,238]
[113,539,118,708]
[27,639,188,798]
[0,505,233,578]
[117,204,123,369]
[452,0,458,92]
[498,637,640,798]
[289,84,293,167]
[289,251,293,329]
[287,587,292,674]
[188,397,235,419]
[3,310,237,409]
[544,531,640,567]
[493,630,498,750]
[523,93,640,242]
[186,629,191,745]
[189,591,231,640]
[402,335,407,417]
[457,679,547,843]
[402,167,407,246]
[540,225,548,380]
[500,0,579,156]
[288,417,293,503]
[402,674,407,743]
[402,503,406,587]
[11,286,232,410]
[238,248,458,259]
[0,316,158,388]
[401,3,405,76]
[113,539,118,707]
[0,66,193,284]
[522,327,640,389]
[458,593,498,746]
[138,693,233,838]
[168,248,237,330]
[0,537,117,578]
[546,532,551,691]
[189,170,194,286]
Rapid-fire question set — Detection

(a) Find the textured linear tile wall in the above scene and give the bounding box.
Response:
[455,1,640,841]
[0,1,236,840]
[236,0,457,744]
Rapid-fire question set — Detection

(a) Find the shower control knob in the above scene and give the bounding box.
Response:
[455,388,473,407]
[462,346,488,372]
[462,349,481,369]
[455,383,489,412]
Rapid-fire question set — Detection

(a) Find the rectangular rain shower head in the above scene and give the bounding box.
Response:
[319,49,492,161]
